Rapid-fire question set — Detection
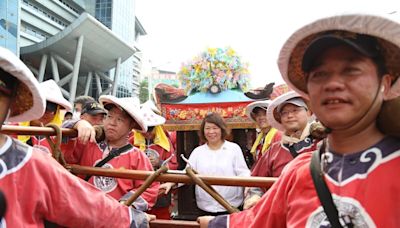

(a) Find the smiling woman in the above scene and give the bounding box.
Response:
[185,112,250,215]
[199,113,228,147]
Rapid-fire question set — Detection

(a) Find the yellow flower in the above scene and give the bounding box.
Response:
[181,67,189,75]
[208,48,217,57]
[195,64,201,74]
[178,110,187,119]
[226,47,235,56]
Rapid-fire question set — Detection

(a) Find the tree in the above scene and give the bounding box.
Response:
[139,78,149,103]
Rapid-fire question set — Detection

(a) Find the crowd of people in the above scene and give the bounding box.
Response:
[1,12,400,228]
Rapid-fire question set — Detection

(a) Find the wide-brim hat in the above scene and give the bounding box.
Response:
[39,80,72,111]
[245,100,270,122]
[141,100,162,115]
[278,14,400,137]
[267,91,305,131]
[99,95,147,132]
[141,106,166,128]
[0,47,45,122]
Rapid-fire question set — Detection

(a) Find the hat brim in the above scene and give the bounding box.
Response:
[278,14,400,98]
[47,96,72,111]
[377,97,400,137]
[99,95,147,132]
[143,115,166,127]
[84,109,107,115]
[276,98,308,114]
[40,80,72,111]
[245,100,270,122]
[0,48,46,122]
[144,117,166,127]
[141,106,166,128]
[267,91,302,131]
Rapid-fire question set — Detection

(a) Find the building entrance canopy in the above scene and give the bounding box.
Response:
[21,12,135,74]
[20,13,136,101]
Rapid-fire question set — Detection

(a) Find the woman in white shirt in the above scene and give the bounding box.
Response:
[190,112,250,215]
[161,112,250,216]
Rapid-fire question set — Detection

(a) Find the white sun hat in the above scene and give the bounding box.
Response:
[0,47,45,122]
[140,100,161,115]
[278,13,400,98]
[278,13,400,136]
[141,106,166,128]
[245,100,270,122]
[99,95,147,132]
[267,91,308,131]
[39,80,72,111]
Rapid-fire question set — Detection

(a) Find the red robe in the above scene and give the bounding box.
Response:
[252,130,282,167]
[129,135,178,170]
[30,136,52,154]
[129,134,178,219]
[252,136,318,177]
[62,138,159,211]
[0,137,148,227]
[209,137,400,227]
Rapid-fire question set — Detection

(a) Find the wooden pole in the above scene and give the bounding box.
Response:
[123,165,168,206]
[68,164,277,188]
[186,167,239,213]
[150,219,199,228]
[1,125,77,137]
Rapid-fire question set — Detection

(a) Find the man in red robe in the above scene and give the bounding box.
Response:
[0,46,153,227]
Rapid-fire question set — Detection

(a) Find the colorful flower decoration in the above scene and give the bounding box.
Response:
[178,47,251,94]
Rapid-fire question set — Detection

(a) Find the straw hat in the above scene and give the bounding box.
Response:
[245,100,270,122]
[141,106,166,127]
[267,91,307,131]
[141,100,162,115]
[39,80,72,111]
[0,47,45,122]
[99,95,147,132]
[278,14,400,136]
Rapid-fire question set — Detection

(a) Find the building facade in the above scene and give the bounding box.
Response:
[94,0,137,97]
[0,0,20,55]
[1,0,145,100]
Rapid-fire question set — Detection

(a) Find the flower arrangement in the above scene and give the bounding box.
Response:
[178,47,250,94]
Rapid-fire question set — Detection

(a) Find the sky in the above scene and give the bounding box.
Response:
[135,0,400,89]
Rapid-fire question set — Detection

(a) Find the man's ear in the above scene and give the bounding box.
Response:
[306,109,313,117]
[384,74,400,100]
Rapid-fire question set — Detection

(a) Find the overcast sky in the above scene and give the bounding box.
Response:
[135,0,399,89]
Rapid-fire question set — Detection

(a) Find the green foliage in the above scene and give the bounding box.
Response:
[139,78,149,103]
